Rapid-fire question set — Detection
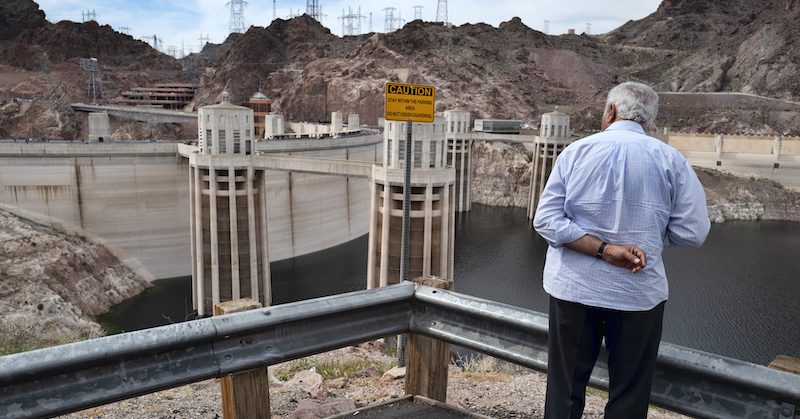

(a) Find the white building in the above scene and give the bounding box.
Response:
[198,91,254,155]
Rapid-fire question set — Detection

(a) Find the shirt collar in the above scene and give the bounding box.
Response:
[605,120,646,134]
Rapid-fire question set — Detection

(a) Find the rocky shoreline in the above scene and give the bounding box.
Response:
[0,208,151,351]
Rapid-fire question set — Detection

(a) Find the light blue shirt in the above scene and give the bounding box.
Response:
[533,120,710,311]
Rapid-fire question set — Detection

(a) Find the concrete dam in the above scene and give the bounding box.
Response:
[0,137,381,280]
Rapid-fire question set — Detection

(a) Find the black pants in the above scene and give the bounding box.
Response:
[544,296,665,419]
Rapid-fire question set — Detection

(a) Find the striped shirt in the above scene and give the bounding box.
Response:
[533,121,710,311]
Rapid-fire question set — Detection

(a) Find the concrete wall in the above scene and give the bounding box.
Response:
[665,133,800,187]
[259,143,376,261]
[0,143,190,279]
[780,138,800,155]
[0,137,382,280]
[667,134,717,152]
[668,133,800,155]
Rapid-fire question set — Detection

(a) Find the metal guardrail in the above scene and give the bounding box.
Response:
[1,282,798,419]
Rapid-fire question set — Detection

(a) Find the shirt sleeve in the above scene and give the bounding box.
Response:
[533,157,587,248]
[665,161,711,248]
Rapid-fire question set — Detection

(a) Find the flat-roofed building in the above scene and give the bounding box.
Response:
[120,83,197,110]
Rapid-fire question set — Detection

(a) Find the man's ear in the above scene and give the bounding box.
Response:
[605,103,616,124]
[601,103,616,131]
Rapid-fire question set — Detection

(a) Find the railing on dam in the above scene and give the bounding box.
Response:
[1,282,798,419]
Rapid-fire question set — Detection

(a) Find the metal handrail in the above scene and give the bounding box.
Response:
[1,282,798,419]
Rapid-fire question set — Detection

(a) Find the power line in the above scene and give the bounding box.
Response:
[413,5,423,20]
[227,0,248,34]
[306,0,322,21]
[384,7,404,33]
[339,6,365,36]
[435,0,447,25]
[82,9,98,23]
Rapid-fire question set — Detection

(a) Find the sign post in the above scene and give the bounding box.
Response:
[384,82,436,286]
[385,82,436,367]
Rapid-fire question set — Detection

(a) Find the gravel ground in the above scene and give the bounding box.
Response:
[58,342,690,419]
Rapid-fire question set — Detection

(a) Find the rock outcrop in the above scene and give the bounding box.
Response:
[0,209,152,350]
[0,0,48,43]
[471,141,533,208]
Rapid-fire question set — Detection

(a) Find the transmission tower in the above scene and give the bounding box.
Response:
[82,9,98,22]
[413,5,423,20]
[80,58,105,102]
[339,7,365,36]
[543,20,550,35]
[384,7,404,32]
[228,0,248,34]
[306,0,322,21]
[288,8,301,18]
[199,34,211,51]
[585,22,591,34]
[435,0,447,25]
[369,13,373,32]
[273,0,277,21]
[141,35,156,49]
[118,26,131,35]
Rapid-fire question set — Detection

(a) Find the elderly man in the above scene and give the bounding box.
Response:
[533,82,710,418]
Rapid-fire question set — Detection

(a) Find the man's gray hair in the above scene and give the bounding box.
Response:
[605,82,659,129]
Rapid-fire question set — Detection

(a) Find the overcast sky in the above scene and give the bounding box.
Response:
[35,0,662,56]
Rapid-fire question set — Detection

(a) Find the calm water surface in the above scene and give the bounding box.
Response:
[100,204,800,365]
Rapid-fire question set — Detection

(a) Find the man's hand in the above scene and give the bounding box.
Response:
[565,235,647,273]
[601,244,647,274]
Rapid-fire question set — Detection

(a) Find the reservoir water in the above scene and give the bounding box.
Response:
[99,204,800,366]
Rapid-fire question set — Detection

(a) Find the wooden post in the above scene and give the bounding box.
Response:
[405,276,454,402]
[215,299,271,419]
[769,355,800,375]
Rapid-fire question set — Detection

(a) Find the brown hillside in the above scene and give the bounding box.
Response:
[0,0,48,44]
[606,0,800,101]
[0,20,180,71]
[202,16,620,127]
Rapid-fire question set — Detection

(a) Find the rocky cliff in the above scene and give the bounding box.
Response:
[0,0,48,44]
[0,209,152,352]
[470,140,800,223]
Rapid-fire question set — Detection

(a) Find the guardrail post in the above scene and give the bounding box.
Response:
[215,299,271,419]
[405,276,454,402]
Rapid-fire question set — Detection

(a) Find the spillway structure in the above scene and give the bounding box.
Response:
[527,106,574,219]
[190,92,270,316]
[367,117,456,288]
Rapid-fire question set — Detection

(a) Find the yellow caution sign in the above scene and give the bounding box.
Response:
[385,82,436,123]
